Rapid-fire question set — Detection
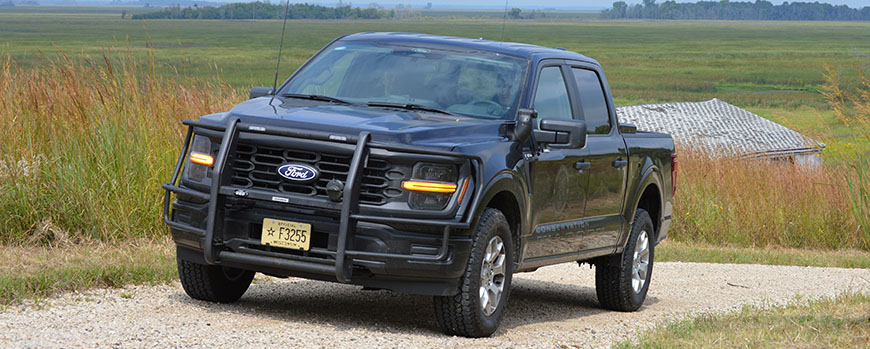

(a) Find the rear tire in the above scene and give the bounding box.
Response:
[595,208,655,311]
[433,208,514,338]
[177,257,255,303]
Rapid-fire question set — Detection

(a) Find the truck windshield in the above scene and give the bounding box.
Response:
[280,41,527,120]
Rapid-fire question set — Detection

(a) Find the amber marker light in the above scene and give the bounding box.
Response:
[457,179,471,204]
[402,180,457,193]
[189,152,214,166]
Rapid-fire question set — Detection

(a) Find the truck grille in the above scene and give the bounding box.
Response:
[230,143,404,205]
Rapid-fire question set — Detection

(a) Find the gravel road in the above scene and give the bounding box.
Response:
[2,262,869,348]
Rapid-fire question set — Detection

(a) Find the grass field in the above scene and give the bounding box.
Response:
[619,292,870,348]
[1,7,869,308]
[3,7,867,244]
[2,7,869,109]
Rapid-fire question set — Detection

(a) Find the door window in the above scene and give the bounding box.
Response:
[572,68,611,134]
[533,66,573,122]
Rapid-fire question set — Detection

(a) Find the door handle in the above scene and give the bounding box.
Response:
[612,159,628,169]
[574,160,591,173]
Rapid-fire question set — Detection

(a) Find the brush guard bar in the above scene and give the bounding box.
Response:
[163,118,483,283]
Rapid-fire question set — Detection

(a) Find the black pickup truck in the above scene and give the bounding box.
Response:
[163,32,675,337]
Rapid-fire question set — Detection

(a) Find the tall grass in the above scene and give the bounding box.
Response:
[0,53,242,244]
[669,149,862,250]
[0,52,865,252]
[823,66,870,246]
[846,156,870,245]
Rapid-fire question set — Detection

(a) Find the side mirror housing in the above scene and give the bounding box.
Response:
[512,108,537,143]
[534,119,587,149]
[618,123,638,134]
[249,86,274,99]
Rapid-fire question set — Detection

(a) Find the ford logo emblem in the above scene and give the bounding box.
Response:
[277,163,319,182]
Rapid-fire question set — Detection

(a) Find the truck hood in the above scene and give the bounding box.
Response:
[202,97,509,148]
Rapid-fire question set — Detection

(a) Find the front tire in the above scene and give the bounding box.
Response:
[595,208,655,311]
[433,208,514,338]
[177,257,255,303]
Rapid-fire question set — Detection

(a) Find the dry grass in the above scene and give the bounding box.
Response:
[823,66,870,249]
[0,237,175,305]
[669,148,862,250]
[0,52,864,252]
[0,53,244,244]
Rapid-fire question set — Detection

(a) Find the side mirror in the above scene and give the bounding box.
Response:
[249,86,274,99]
[512,108,537,143]
[618,123,637,134]
[534,119,587,149]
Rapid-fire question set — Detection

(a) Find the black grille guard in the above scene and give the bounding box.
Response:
[162,118,484,283]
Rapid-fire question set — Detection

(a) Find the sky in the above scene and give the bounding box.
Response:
[385,0,870,10]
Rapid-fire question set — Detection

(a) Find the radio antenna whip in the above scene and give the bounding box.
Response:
[272,0,291,96]
[501,0,509,41]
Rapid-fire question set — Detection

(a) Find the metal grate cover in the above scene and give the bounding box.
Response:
[616,98,825,157]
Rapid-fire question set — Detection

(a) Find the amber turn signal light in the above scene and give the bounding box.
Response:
[457,178,471,204]
[189,152,214,166]
[402,180,457,193]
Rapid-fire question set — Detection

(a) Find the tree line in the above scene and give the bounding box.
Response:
[131,2,394,20]
[602,0,870,21]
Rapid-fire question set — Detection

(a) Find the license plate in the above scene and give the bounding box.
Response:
[261,218,311,251]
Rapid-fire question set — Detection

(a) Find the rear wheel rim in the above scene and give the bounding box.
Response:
[479,235,506,316]
[631,230,650,293]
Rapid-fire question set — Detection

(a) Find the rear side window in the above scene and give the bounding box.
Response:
[533,66,573,122]
[572,68,611,134]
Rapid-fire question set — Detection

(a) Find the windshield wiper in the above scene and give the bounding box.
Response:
[281,93,353,105]
[366,102,454,116]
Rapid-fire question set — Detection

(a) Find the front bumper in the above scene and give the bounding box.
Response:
[163,118,483,296]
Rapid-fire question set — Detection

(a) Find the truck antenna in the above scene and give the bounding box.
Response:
[501,0,509,41]
[271,0,291,97]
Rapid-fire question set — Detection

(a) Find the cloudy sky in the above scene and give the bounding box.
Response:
[394,0,869,10]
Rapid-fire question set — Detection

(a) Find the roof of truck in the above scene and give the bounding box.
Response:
[340,32,599,65]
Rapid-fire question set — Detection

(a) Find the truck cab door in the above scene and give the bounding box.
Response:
[524,64,591,260]
[568,66,629,251]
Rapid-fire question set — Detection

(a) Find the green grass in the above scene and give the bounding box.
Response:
[618,292,870,348]
[0,239,175,305]
[1,8,869,109]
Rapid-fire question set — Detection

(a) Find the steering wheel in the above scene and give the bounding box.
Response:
[469,99,504,115]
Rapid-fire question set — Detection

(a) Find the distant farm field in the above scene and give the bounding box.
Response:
[2,7,869,110]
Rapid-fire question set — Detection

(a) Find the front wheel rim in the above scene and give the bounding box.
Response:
[479,235,506,316]
[631,230,650,293]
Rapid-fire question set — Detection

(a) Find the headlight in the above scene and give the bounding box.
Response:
[186,135,213,181]
[404,162,458,210]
